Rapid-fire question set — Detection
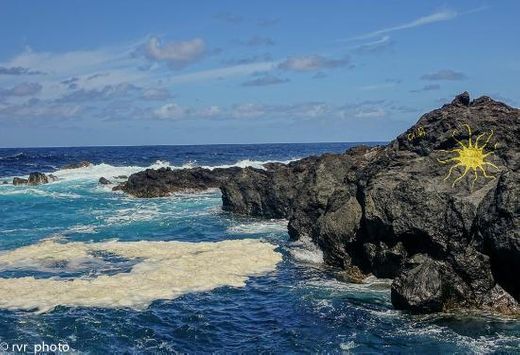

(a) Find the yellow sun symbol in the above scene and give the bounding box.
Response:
[437,124,499,189]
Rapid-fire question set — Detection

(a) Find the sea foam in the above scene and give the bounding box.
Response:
[49,158,296,182]
[0,238,282,313]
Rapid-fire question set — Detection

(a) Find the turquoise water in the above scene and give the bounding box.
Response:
[0,144,519,353]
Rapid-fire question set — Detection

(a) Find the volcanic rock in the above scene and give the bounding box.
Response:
[219,92,520,314]
[12,177,28,185]
[28,172,49,185]
[99,177,112,185]
[61,161,92,169]
[114,167,242,197]
[115,92,520,315]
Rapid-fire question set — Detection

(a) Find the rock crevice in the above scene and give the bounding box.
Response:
[116,93,519,315]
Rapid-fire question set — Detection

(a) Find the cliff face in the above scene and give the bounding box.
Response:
[117,93,519,315]
[220,93,520,314]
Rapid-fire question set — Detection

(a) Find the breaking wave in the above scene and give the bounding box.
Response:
[1,158,297,183]
[286,235,324,264]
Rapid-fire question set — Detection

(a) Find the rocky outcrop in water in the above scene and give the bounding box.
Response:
[61,161,92,169]
[220,93,520,315]
[12,172,57,186]
[28,172,49,185]
[12,177,28,185]
[117,93,519,315]
[113,167,241,197]
[99,177,112,185]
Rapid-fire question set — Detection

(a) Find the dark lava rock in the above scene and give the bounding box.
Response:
[28,172,49,185]
[2,181,8,185]
[219,93,520,315]
[12,172,55,186]
[99,177,112,185]
[114,167,241,197]
[12,177,28,185]
[113,175,128,179]
[61,161,92,169]
[116,93,520,315]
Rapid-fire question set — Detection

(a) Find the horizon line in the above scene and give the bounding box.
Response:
[0,140,388,150]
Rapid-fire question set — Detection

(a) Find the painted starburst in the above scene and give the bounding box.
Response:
[437,124,499,189]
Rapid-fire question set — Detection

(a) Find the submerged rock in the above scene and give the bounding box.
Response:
[61,161,92,169]
[116,92,520,315]
[99,177,112,185]
[2,181,8,185]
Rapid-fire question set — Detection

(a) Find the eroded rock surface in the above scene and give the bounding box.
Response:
[116,93,519,315]
[12,172,56,186]
[219,93,520,314]
[113,167,242,197]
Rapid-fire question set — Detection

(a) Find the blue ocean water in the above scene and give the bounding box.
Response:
[0,143,518,354]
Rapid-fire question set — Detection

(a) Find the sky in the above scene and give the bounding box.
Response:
[0,0,518,148]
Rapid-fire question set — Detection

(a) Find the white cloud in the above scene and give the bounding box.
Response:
[354,107,386,118]
[342,9,458,42]
[0,82,42,97]
[144,36,206,69]
[278,55,350,72]
[0,100,81,120]
[421,69,466,81]
[153,102,188,119]
[166,61,276,84]
[141,87,171,101]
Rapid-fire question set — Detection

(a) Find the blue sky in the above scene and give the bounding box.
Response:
[0,0,518,147]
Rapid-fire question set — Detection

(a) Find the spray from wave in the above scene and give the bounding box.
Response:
[43,158,298,182]
[0,238,282,313]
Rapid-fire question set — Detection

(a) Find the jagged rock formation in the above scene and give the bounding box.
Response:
[113,167,242,197]
[12,172,57,186]
[28,172,49,185]
[117,93,519,315]
[12,177,28,185]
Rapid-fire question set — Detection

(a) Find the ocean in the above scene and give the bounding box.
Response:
[0,143,518,353]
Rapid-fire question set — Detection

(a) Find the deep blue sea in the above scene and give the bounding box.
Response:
[0,143,519,354]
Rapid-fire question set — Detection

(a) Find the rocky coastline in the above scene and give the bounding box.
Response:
[112,93,519,315]
[11,93,519,315]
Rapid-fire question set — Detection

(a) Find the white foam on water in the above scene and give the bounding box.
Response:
[305,276,392,294]
[101,205,164,225]
[52,160,172,181]
[286,235,324,264]
[0,188,81,199]
[227,219,288,234]
[48,158,297,182]
[0,238,282,313]
[339,341,357,352]
[395,322,520,354]
[66,225,97,234]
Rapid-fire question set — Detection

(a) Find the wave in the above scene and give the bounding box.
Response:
[0,188,81,199]
[286,235,324,264]
[227,219,288,234]
[0,238,282,313]
[0,152,31,161]
[44,158,297,183]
